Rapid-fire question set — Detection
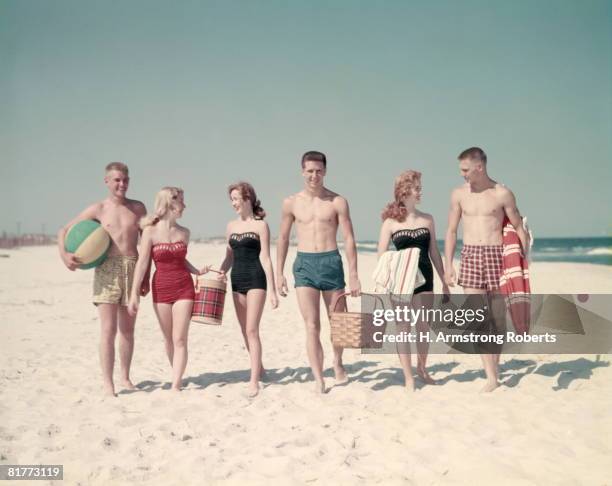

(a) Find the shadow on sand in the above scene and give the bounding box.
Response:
[129,360,381,393]
[127,356,609,394]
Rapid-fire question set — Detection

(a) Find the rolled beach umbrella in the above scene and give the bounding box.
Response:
[500,216,531,334]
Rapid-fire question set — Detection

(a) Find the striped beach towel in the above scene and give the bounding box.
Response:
[500,216,531,334]
[372,248,425,301]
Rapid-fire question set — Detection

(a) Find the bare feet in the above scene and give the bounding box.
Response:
[103,382,117,397]
[481,380,499,393]
[259,368,269,382]
[119,379,136,391]
[314,379,327,394]
[170,383,182,393]
[333,364,349,384]
[416,367,437,385]
[404,378,416,393]
[247,382,260,398]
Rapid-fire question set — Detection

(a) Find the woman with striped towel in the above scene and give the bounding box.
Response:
[376,170,449,391]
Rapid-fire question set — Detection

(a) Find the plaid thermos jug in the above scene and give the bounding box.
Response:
[192,276,226,325]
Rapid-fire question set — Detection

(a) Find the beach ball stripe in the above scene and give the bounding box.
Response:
[65,220,111,269]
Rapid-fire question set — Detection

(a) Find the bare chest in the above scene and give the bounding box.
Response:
[461,192,504,218]
[99,205,140,235]
[294,200,337,226]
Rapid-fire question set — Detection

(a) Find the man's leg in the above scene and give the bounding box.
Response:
[97,303,118,396]
[117,306,136,390]
[488,290,506,374]
[295,287,325,392]
[464,287,498,392]
[322,289,348,383]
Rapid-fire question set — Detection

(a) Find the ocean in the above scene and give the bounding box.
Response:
[353,237,612,266]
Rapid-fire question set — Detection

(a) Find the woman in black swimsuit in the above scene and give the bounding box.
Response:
[377,170,449,391]
[217,182,278,397]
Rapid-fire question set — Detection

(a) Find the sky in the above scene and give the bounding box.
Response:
[2,0,611,240]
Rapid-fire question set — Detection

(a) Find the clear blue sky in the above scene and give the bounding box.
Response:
[2,0,610,239]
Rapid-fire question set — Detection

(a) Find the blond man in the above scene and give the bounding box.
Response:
[58,162,148,396]
[444,147,528,392]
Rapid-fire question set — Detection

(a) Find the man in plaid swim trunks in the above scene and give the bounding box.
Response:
[444,147,529,392]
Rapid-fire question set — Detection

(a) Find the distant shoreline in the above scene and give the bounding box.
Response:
[3,234,610,266]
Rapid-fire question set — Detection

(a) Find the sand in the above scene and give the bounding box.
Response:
[1,244,611,485]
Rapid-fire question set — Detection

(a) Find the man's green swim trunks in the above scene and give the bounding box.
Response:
[292,249,346,291]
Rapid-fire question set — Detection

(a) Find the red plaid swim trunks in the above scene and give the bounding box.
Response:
[458,245,503,291]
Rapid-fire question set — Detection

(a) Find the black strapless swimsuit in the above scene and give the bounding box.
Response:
[391,227,434,294]
[229,232,267,294]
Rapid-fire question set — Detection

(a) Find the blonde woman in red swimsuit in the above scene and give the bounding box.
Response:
[128,187,208,392]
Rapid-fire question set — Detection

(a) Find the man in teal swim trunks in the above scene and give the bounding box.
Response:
[276,151,361,393]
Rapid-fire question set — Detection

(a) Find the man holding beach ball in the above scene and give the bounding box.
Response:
[57,162,149,397]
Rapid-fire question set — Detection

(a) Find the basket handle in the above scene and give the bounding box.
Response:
[331,292,352,312]
[195,267,224,291]
[331,292,385,313]
[204,267,223,275]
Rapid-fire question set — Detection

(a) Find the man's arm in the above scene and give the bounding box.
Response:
[128,226,153,316]
[444,189,462,286]
[134,201,152,296]
[500,187,528,253]
[336,196,361,296]
[276,197,294,296]
[57,203,101,271]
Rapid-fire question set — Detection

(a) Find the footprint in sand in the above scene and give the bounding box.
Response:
[102,437,118,451]
[38,424,61,438]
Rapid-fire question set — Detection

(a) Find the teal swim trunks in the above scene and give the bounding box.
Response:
[293,249,346,291]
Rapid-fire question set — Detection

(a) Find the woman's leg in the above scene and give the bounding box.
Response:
[396,323,415,392]
[244,289,266,395]
[234,291,266,381]
[170,299,193,391]
[232,292,249,349]
[153,303,175,366]
[414,292,437,385]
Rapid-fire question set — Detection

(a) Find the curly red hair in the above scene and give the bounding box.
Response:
[228,181,266,220]
[381,170,422,221]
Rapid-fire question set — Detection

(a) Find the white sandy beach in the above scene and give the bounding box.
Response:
[1,244,611,485]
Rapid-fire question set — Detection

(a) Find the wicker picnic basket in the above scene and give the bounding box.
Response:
[330,292,385,349]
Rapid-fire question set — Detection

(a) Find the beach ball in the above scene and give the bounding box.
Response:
[64,220,111,269]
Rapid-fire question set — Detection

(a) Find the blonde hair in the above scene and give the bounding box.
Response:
[105,162,129,175]
[140,187,184,229]
[381,170,422,221]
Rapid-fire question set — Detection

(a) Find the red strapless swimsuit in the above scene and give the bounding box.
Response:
[151,241,195,304]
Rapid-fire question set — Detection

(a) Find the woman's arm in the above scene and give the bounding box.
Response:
[258,222,278,308]
[218,223,234,273]
[182,229,201,275]
[377,219,392,259]
[427,216,449,292]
